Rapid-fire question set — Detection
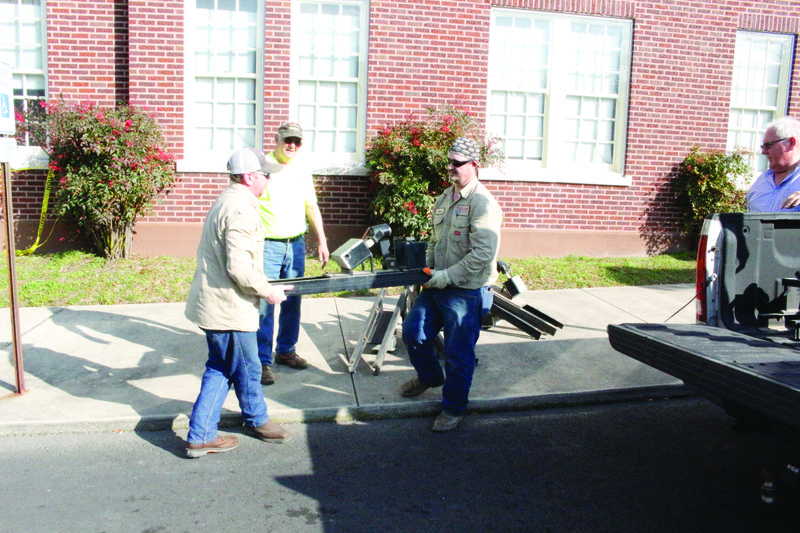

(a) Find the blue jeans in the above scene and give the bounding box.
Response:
[187,330,270,445]
[257,236,305,365]
[401,287,483,416]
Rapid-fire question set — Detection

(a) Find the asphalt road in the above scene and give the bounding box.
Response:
[2,397,799,532]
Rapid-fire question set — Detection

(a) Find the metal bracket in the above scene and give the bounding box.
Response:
[347,287,413,375]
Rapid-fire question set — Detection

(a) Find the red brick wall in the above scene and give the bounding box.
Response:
[128,0,185,154]
[262,1,293,140]
[7,0,800,256]
[46,0,128,105]
[367,0,492,127]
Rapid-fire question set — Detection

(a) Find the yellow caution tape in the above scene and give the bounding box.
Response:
[16,167,56,256]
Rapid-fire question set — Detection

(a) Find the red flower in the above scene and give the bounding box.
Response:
[441,125,450,133]
[412,139,420,147]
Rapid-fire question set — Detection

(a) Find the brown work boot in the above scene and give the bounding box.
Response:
[261,364,275,385]
[244,420,293,444]
[275,352,308,369]
[185,434,239,458]
[431,411,462,432]
[400,377,442,397]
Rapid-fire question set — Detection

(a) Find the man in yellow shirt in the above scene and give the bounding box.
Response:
[256,123,330,385]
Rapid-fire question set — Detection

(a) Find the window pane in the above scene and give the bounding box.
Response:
[238,128,255,146]
[489,90,545,161]
[340,132,354,152]
[294,2,366,158]
[217,78,235,99]
[298,105,316,126]
[196,78,214,99]
[341,106,357,128]
[218,103,235,123]
[560,22,626,165]
[238,103,255,126]
[236,78,255,100]
[189,0,261,151]
[1,0,45,146]
[196,102,213,123]
[727,31,794,172]
[216,128,234,149]
[489,10,630,171]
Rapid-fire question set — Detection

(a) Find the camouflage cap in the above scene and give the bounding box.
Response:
[449,137,481,161]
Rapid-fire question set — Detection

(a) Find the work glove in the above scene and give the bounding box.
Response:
[423,269,450,289]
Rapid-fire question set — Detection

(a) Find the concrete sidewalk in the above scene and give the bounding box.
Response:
[0,284,696,435]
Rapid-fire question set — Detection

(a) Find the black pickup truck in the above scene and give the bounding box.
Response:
[608,213,800,441]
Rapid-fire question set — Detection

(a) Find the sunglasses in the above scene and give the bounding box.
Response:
[448,158,473,168]
[761,138,788,151]
[282,137,303,146]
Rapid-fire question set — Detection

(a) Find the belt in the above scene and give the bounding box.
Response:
[265,234,304,243]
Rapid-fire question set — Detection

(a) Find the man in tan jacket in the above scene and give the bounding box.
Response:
[184,148,294,458]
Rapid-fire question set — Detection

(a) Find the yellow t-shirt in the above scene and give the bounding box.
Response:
[258,152,318,238]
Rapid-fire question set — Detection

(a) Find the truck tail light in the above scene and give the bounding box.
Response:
[696,232,708,324]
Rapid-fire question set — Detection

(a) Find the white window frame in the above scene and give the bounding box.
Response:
[0,0,48,168]
[727,30,794,173]
[179,0,264,173]
[484,9,633,186]
[289,0,368,169]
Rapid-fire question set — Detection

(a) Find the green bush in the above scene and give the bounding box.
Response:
[15,99,177,259]
[671,146,752,234]
[365,106,503,240]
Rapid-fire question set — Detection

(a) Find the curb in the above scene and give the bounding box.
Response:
[0,384,691,437]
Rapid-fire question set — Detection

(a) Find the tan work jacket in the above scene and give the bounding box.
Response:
[427,177,503,289]
[186,183,275,331]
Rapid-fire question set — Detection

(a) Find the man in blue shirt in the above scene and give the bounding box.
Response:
[746,117,800,212]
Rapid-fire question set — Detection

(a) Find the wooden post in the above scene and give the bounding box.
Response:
[2,159,25,393]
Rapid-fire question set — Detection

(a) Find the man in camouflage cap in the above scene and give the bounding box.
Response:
[399,137,503,432]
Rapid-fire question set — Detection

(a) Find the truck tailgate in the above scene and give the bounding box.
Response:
[608,323,800,431]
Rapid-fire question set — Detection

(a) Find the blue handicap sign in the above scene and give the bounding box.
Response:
[0,93,9,119]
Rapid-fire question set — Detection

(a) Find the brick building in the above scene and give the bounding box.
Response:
[3,0,799,257]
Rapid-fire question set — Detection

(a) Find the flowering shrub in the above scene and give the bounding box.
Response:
[16,99,176,259]
[365,106,502,240]
[671,146,752,235]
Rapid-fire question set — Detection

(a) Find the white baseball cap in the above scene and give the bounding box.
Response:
[227,148,284,175]
[227,149,262,175]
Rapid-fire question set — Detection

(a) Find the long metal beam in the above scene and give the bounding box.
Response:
[274,269,564,342]
[275,269,430,296]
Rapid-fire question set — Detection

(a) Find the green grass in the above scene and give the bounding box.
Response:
[0,250,696,308]
[505,252,696,290]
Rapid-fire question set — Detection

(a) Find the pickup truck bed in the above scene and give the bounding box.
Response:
[608,323,800,436]
[607,213,800,442]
